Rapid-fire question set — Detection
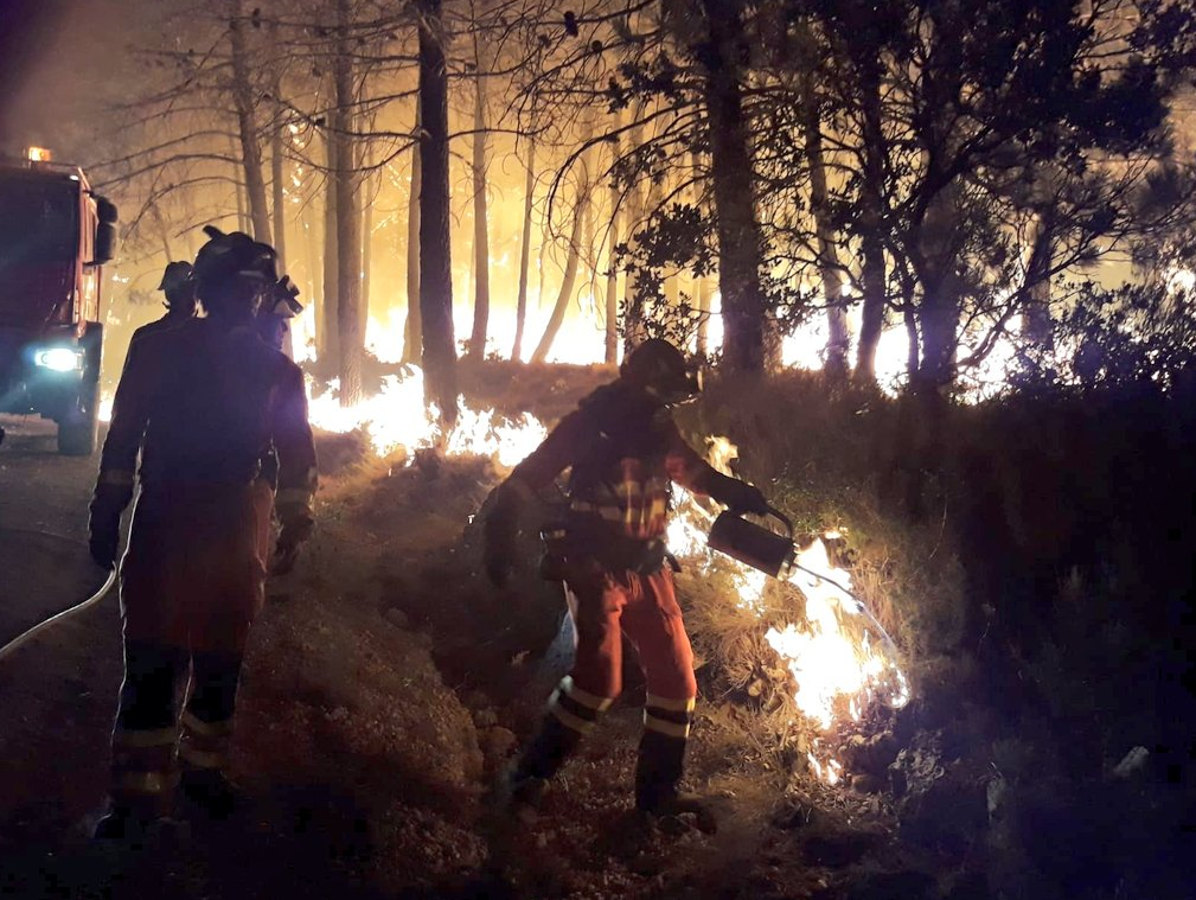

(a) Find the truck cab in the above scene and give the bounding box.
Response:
[0,150,117,454]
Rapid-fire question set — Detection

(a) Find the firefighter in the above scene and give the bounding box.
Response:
[254,274,302,353]
[132,260,199,342]
[88,227,317,839]
[252,275,304,569]
[483,339,771,827]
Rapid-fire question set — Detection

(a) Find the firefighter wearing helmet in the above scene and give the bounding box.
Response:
[124,261,199,350]
[88,226,317,839]
[483,338,772,828]
[155,260,199,320]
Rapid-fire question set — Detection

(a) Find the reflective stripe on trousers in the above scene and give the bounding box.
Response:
[548,559,697,735]
[111,642,243,807]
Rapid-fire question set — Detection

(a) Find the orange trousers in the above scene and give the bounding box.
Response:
[112,480,274,809]
[564,560,697,706]
[120,481,273,655]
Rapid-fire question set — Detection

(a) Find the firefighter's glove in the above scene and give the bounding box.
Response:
[719,478,770,517]
[483,538,515,588]
[271,518,312,577]
[88,484,129,570]
[482,481,525,587]
[89,525,120,571]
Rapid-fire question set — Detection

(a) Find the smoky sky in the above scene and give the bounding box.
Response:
[0,0,66,135]
[0,0,151,161]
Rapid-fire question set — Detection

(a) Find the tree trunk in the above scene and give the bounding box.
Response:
[333,0,362,407]
[855,56,887,383]
[402,105,422,365]
[467,32,491,361]
[271,132,288,269]
[270,24,287,271]
[513,136,536,362]
[622,103,648,352]
[696,271,711,355]
[303,197,322,353]
[916,184,963,392]
[417,0,458,422]
[362,172,373,339]
[904,305,919,380]
[1023,212,1054,349]
[691,150,711,356]
[604,140,620,365]
[228,0,271,243]
[801,74,849,378]
[698,0,769,372]
[271,70,292,357]
[322,127,339,367]
[532,157,591,364]
[229,133,248,232]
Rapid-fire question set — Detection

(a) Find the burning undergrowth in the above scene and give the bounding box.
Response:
[304,362,919,795]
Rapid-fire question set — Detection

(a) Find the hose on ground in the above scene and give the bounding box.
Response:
[0,527,117,663]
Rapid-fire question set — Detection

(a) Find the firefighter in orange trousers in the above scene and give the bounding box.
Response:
[483,339,772,826]
[88,228,317,839]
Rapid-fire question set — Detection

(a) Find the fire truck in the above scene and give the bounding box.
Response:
[0,149,118,454]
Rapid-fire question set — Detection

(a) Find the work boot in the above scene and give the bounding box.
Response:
[180,769,239,821]
[491,765,547,824]
[494,714,585,815]
[516,714,585,782]
[635,730,717,834]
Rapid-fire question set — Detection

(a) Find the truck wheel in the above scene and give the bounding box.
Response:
[58,384,99,456]
[59,323,104,456]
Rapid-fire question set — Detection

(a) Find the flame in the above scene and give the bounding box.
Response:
[366,310,406,364]
[665,436,908,782]
[306,367,547,467]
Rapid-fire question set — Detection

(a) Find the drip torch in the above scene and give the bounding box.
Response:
[706,506,902,658]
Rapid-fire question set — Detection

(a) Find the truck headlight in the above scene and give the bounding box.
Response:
[34,348,85,372]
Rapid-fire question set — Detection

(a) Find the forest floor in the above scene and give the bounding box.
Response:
[0,398,1031,900]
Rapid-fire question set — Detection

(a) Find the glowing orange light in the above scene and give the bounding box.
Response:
[26,146,52,163]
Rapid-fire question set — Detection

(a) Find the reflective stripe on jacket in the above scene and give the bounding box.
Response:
[509,382,717,542]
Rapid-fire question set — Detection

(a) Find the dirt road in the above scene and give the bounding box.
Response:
[0,419,410,900]
[0,417,124,869]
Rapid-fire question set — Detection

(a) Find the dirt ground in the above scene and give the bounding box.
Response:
[0,412,988,899]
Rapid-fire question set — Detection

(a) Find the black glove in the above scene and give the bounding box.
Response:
[718,477,770,516]
[270,519,312,576]
[89,524,119,570]
[482,482,525,588]
[483,537,515,588]
[88,484,127,570]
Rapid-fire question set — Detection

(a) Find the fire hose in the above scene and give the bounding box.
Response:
[0,527,117,663]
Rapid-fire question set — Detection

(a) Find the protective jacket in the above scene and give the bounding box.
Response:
[501,382,740,564]
[96,317,315,504]
[127,311,191,348]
